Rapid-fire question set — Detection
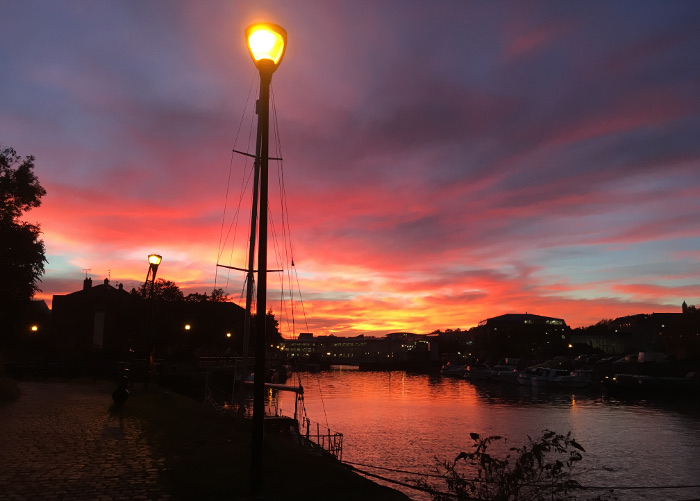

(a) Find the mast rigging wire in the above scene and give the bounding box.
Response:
[215,72,310,341]
[216,72,257,288]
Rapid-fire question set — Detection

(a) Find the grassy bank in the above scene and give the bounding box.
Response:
[117,388,411,501]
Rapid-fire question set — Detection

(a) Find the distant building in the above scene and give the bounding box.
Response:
[280,331,437,368]
[473,313,571,359]
[571,311,689,356]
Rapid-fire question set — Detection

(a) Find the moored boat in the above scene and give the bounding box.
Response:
[441,362,467,379]
[519,367,590,388]
[464,364,492,380]
[603,372,700,397]
[489,364,521,384]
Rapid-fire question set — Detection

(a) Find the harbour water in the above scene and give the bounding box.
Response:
[277,367,700,501]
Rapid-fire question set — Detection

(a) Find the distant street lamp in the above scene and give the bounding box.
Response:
[245,21,287,497]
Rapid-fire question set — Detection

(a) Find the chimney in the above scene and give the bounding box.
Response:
[104,278,109,286]
[83,277,92,290]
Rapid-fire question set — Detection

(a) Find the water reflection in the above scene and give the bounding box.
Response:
[279,369,700,501]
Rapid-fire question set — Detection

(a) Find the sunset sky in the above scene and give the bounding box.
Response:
[3,1,699,337]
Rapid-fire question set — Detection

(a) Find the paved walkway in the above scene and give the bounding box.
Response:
[0,382,171,500]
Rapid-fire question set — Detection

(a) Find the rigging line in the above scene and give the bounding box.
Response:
[347,466,448,497]
[577,484,700,491]
[221,154,252,292]
[267,87,289,336]
[293,263,309,333]
[223,110,258,290]
[217,112,256,268]
[271,86,306,336]
[270,213,293,338]
[315,372,330,429]
[220,156,253,263]
[270,88,293,300]
[340,461,700,491]
[219,70,259,288]
[268,203,291,336]
[215,148,237,288]
[350,457,700,493]
[342,460,444,479]
[275,96,308,336]
[216,71,257,282]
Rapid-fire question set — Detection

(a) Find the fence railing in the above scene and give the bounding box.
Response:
[300,417,343,461]
[204,379,343,460]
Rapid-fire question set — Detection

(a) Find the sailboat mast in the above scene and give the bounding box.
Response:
[239,125,263,394]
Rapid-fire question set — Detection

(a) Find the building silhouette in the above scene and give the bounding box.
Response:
[50,277,246,372]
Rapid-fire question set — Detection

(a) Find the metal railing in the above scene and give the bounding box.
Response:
[204,379,343,460]
[300,417,343,461]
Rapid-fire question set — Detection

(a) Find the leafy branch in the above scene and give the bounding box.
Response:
[416,430,614,501]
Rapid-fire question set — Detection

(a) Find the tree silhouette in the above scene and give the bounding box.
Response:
[0,147,47,339]
[210,288,229,302]
[134,278,184,301]
[251,309,282,345]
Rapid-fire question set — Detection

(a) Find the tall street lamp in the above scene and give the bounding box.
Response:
[245,21,286,497]
[145,253,162,388]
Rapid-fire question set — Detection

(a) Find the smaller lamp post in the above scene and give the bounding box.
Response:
[145,254,162,389]
[147,254,162,297]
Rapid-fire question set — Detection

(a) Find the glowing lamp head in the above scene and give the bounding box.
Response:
[148,254,162,266]
[245,23,287,72]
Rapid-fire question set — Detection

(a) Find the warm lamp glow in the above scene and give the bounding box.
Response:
[31,325,38,332]
[245,23,287,68]
[226,332,232,338]
[148,254,162,266]
[185,324,191,331]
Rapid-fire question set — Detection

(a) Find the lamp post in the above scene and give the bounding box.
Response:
[245,22,287,497]
[147,254,162,295]
[144,254,162,389]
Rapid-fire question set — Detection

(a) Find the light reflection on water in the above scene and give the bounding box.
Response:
[278,369,700,501]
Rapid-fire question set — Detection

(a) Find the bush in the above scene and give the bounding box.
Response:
[417,430,613,501]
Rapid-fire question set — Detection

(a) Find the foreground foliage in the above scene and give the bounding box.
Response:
[417,430,611,501]
[0,147,46,302]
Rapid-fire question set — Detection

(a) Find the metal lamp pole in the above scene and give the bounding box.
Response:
[245,22,287,497]
[145,254,161,389]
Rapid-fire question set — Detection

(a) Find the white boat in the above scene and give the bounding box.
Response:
[441,362,467,379]
[519,367,590,388]
[489,365,521,384]
[464,364,492,380]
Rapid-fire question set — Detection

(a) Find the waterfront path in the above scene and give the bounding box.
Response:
[0,381,170,501]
